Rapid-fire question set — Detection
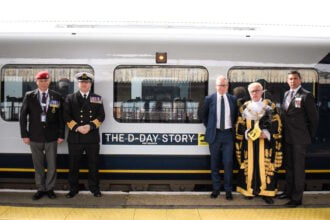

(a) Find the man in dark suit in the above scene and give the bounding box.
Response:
[202,75,237,200]
[63,72,105,198]
[279,70,318,207]
[20,71,65,200]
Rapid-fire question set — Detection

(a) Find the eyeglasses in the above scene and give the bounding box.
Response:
[216,84,228,87]
[249,90,262,93]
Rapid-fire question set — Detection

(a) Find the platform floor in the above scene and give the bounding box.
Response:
[0,190,329,219]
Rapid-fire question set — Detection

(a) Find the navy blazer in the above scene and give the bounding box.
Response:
[202,93,237,144]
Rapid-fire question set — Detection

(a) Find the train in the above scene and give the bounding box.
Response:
[0,21,329,191]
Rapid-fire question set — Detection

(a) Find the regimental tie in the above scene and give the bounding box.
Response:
[41,92,47,112]
[220,95,225,130]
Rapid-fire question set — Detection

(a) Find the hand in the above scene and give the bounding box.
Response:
[260,132,267,139]
[76,126,86,134]
[81,124,91,134]
[22,138,30,145]
[57,138,64,144]
[76,125,90,134]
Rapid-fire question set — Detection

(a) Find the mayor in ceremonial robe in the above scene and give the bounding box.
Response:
[235,82,282,204]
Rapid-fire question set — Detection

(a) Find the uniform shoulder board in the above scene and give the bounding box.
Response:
[90,95,102,104]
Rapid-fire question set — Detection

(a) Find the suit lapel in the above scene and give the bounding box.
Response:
[286,88,301,111]
[32,89,43,112]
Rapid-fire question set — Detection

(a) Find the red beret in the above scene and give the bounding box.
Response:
[35,71,49,80]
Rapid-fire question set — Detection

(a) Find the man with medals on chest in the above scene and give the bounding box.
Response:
[277,71,318,207]
[63,72,105,198]
[235,82,282,204]
[20,71,65,200]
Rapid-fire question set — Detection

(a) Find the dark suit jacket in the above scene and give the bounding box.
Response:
[282,87,318,145]
[202,93,237,144]
[20,89,65,142]
[64,91,105,144]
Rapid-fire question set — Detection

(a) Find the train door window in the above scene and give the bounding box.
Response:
[1,65,93,121]
[114,65,208,123]
[228,68,318,110]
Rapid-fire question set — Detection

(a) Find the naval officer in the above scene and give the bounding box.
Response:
[63,72,105,198]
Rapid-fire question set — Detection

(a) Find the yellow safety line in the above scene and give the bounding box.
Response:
[0,168,330,174]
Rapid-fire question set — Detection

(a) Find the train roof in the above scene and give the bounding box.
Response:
[0,20,329,40]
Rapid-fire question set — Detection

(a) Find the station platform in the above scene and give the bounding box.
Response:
[0,190,329,219]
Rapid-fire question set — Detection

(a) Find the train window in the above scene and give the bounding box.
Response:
[228,68,318,110]
[114,65,208,123]
[1,65,93,121]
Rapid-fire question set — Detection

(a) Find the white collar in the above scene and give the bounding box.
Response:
[251,98,263,104]
[38,89,49,95]
[291,86,301,94]
[217,93,227,97]
[80,91,90,97]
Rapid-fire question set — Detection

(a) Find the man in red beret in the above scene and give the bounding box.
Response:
[20,70,65,200]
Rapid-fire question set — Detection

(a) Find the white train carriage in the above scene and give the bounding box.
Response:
[0,21,329,190]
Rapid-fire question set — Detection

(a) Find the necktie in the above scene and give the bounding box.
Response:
[286,90,294,110]
[290,90,294,99]
[83,94,87,99]
[220,95,225,130]
[41,92,47,112]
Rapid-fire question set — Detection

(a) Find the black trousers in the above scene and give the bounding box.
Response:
[68,143,100,192]
[284,143,307,202]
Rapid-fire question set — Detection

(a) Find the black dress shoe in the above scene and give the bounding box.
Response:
[285,200,302,208]
[226,191,233,200]
[93,190,102,197]
[210,191,220,199]
[277,192,289,199]
[244,196,253,200]
[46,190,56,199]
[65,191,78,198]
[262,196,274,204]
[32,191,44,200]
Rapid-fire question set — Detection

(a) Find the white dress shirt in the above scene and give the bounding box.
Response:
[216,93,232,129]
[285,85,301,110]
[38,89,49,112]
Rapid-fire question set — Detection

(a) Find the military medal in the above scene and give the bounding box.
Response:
[49,100,60,113]
[295,97,302,108]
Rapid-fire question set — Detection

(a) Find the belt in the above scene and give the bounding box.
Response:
[216,128,232,132]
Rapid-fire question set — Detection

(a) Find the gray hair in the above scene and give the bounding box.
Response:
[248,82,263,92]
[215,75,228,85]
